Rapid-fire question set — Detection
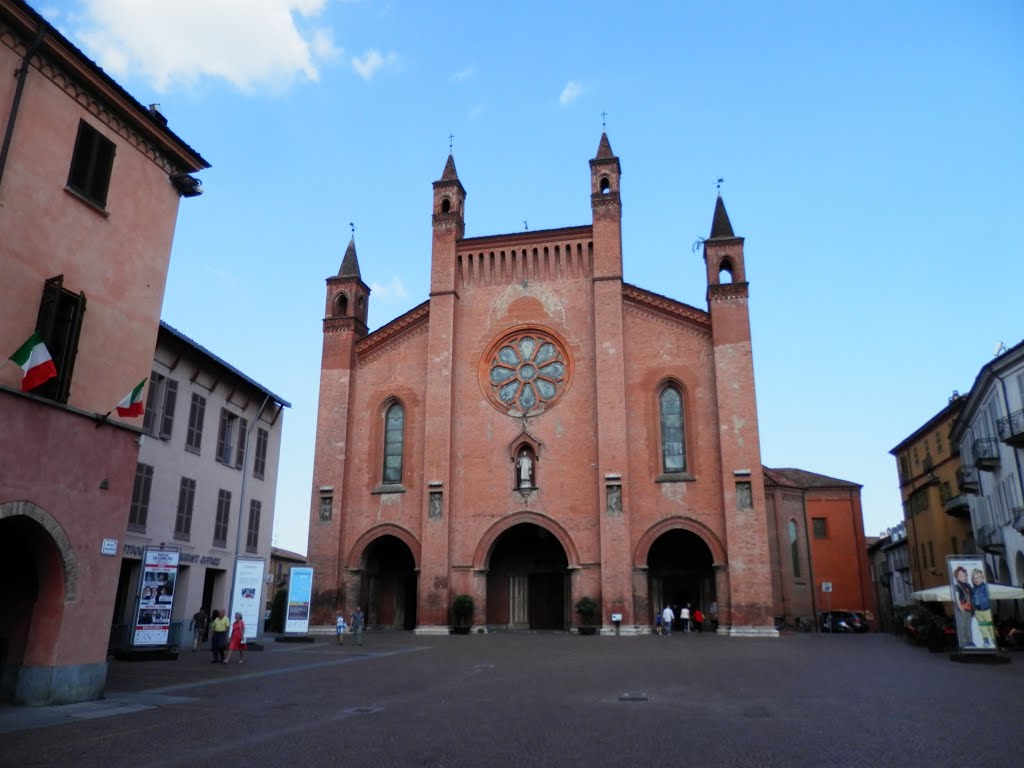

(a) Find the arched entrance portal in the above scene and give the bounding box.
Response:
[0,513,67,702]
[647,530,715,627]
[486,523,568,630]
[361,535,417,630]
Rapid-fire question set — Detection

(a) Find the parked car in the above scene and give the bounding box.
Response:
[819,610,869,633]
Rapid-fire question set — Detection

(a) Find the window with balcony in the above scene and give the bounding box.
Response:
[128,463,153,531]
[185,393,206,454]
[246,499,262,552]
[214,489,231,548]
[143,372,177,439]
[174,477,196,541]
[216,409,247,468]
[32,275,86,404]
[253,427,268,479]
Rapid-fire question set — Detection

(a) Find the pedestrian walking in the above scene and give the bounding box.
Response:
[335,611,347,645]
[209,610,230,664]
[661,605,674,636]
[693,608,704,633]
[224,612,246,664]
[189,607,208,652]
[681,603,691,632]
[351,606,365,646]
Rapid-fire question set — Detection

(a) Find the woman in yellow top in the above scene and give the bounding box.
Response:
[209,610,230,664]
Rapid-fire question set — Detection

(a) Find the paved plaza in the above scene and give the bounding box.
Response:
[1,631,1020,767]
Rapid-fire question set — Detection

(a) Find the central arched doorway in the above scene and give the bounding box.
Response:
[647,529,715,628]
[486,523,569,630]
[361,535,417,630]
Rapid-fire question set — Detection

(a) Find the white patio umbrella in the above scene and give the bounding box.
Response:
[912,584,1024,602]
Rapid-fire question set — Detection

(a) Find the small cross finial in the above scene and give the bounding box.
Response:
[523,220,528,231]
[349,222,355,236]
[448,133,455,153]
[601,111,607,129]
[716,178,724,193]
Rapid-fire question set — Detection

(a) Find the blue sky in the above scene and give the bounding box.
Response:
[43,1,1023,553]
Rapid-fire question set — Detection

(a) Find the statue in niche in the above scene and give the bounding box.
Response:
[517,450,533,489]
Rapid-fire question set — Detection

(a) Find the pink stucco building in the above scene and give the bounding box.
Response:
[0,0,207,704]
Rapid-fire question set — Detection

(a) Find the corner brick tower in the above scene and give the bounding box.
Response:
[418,155,466,628]
[308,237,370,604]
[589,134,633,621]
[703,196,773,631]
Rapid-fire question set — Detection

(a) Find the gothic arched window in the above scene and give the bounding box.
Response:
[789,520,801,577]
[659,385,686,474]
[382,402,405,484]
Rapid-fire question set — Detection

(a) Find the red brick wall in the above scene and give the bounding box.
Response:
[806,489,876,617]
[307,145,777,633]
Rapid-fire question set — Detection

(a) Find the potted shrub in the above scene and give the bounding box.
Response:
[575,596,599,635]
[452,594,474,634]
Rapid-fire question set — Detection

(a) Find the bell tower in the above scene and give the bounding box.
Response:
[308,236,370,611]
[430,154,466,295]
[589,133,632,623]
[589,132,622,279]
[419,153,466,631]
[703,195,774,634]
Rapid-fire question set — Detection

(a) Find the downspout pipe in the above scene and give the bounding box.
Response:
[0,26,46,191]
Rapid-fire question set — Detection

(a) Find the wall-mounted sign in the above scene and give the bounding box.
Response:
[101,539,118,556]
[821,581,833,593]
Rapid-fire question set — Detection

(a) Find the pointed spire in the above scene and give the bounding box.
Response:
[709,195,735,238]
[595,132,614,160]
[338,236,361,278]
[441,153,459,181]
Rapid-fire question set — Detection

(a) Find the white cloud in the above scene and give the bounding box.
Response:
[71,0,337,92]
[452,65,475,82]
[559,80,583,105]
[351,49,398,81]
[369,277,407,299]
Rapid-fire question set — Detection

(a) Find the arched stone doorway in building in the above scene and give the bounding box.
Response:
[0,505,72,703]
[647,529,715,627]
[360,535,417,630]
[485,523,569,630]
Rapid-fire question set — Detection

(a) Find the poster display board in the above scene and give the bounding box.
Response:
[948,555,997,653]
[132,548,179,646]
[285,566,314,634]
[230,558,266,641]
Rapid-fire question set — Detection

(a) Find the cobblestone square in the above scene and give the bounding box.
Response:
[1,632,1019,768]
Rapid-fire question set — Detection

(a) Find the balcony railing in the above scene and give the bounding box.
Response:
[956,466,979,493]
[1013,508,1024,534]
[972,438,1000,471]
[942,493,970,518]
[976,524,1004,550]
[997,409,1024,447]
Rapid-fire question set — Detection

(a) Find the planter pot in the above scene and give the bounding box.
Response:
[578,626,598,636]
[452,626,471,635]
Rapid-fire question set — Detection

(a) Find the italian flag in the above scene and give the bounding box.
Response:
[9,332,57,392]
[116,378,147,417]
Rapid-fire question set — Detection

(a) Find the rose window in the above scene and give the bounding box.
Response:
[482,329,571,415]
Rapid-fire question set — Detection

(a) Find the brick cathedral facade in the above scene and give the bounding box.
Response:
[307,134,779,635]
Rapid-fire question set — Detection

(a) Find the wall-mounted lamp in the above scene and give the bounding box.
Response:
[99,479,109,490]
[170,173,203,197]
